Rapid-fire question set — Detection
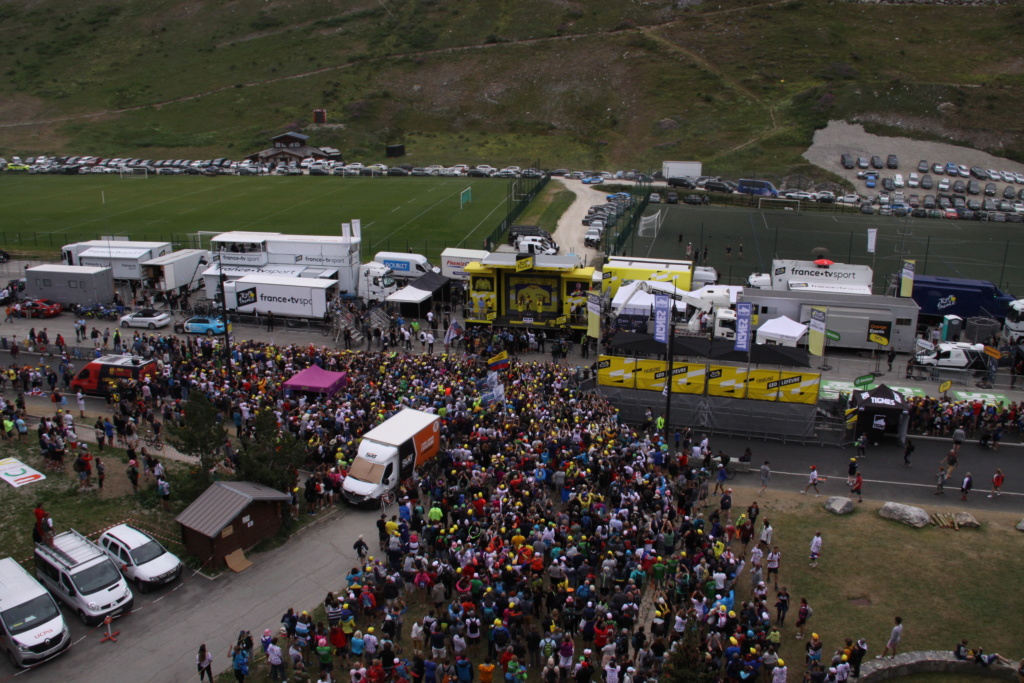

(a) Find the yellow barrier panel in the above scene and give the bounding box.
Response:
[597,356,638,388]
[777,372,820,405]
[671,363,706,395]
[635,359,667,392]
[746,369,781,402]
[706,365,748,399]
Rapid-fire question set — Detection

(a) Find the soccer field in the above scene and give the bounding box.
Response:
[632,204,1024,296]
[0,175,511,261]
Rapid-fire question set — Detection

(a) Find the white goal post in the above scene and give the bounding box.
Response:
[757,197,800,211]
[637,209,663,238]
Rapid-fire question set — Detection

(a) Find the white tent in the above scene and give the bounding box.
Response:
[755,315,808,347]
[611,280,690,316]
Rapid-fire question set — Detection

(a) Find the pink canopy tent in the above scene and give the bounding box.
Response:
[282,365,348,396]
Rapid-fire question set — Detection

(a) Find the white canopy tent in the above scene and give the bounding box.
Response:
[386,287,432,304]
[755,315,808,347]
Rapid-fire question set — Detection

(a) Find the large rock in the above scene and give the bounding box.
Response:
[1017,519,1024,532]
[953,512,979,528]
[879,502,931,528]
[824,496,855,515]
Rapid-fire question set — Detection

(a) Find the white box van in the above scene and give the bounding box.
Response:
[0,558,70,667]
[913,342,987,370]
[34,530,134,625]
[98,524,183,593]
[373,252,439,279]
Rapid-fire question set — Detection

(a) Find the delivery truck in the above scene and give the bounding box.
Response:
[662,161,702,181]
[440,248,488,280]
[142,249,210,294]
[373,252,438,280]
[223,275,338,320]
[341,408,441,505]
[909,275,1015,323]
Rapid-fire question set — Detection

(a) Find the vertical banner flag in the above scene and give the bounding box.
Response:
[734,302,752,352]
[587,293,602,315]
[653,295,670,344]
[808,306,827,357]
[900,259,915,298]
[866,229,877,254]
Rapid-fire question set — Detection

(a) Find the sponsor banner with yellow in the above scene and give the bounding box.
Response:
[776,371,820,405]
[597,356,638,388]
[746,370,782,402]
[671,364,706,395]
[706,365,748,399]
[900,259,915,297]
[635,359,667,392]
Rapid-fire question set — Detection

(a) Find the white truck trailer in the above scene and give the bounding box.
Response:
[62,240,172,281]
[662,161,703,180]
[142,249,210,294]
[223,275,338,320]
[440,248,488,281]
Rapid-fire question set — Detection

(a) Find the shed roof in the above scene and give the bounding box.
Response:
[271,132,310,142]
[176,481,290,539]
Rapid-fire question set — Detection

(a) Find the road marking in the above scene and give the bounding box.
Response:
[772,470,1021,496]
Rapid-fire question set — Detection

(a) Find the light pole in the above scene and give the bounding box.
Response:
[214,253,232,373]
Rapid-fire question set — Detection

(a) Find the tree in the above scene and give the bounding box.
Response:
[235,409,304,494]
[662,620,716,683]
[164,392,227,484]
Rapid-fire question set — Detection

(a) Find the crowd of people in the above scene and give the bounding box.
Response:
[1,315,1018,683]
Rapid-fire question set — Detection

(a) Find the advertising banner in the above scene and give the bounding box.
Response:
[867,229,877,254]
[808,306,827,357]
[746,370,782,402]
[597,356,637,387]
[734,302,752,353]
[653,295,670,344]
[635,360,668,392]
[900,259,915,298]
[776,372,820,404]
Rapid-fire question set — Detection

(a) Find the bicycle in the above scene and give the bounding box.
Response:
[143,431,164,451]
[380,490,396,514]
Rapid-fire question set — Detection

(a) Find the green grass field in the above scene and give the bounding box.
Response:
[0,175,511,262]
[633,204,1024,296]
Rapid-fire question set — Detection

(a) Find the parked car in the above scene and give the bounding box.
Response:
[649,193,661,204]
[894,174,905,189]
[1004,185,1017,199]
[917,160,929,173]
[22,299,62,318]
[984,183,997,196]
[841,154,854,169]
[886,154,899,169]
[666,192,679,204]
[97,524,183,593]
[920,175,933,190]
[870,156,883,169]
[857,157,869,169]
[174,316,225,335]
[583,229,602,248]
[860,202,875,215]
[119,309,171,329]
[683,195,705,205]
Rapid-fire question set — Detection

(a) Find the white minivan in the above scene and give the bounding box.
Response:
[34,530,133,626]
[0,558,70,667]
[98,524,183,593]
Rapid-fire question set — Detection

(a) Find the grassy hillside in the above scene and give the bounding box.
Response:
[1,0,1023,175]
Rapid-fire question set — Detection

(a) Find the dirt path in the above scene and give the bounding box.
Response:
[550,178,610,267]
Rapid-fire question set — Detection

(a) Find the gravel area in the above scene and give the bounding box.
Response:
[549,178,608,267]
[804,120,1024,189]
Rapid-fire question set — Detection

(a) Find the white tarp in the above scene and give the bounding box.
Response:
[0,458,45,487]
[386,286,432,304]
[756,315,808,347]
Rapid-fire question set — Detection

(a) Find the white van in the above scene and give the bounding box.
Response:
[515,236,558,256]
[913,342,987,370]
[373,252,439,279]
[34,530,134,625]
[0,558,70,667]
[98,524,183,593]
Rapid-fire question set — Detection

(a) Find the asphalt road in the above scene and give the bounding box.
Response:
[6,504,381,683]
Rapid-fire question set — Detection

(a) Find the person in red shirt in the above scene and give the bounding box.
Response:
[851,473,864,503]
[988,469,1005,498]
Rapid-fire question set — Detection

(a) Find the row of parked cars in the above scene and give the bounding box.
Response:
[0,155,548,178]
[2,524,182,667]
[581,192,635,247]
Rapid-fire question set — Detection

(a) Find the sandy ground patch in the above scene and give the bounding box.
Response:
[550,178,615,267]
[804,120,1024,189]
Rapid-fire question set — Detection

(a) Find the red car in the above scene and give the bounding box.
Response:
[22,299,62,318]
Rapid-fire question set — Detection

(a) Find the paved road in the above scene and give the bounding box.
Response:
[7,504,381,683]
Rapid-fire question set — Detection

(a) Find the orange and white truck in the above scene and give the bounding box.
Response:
[341,408,441,505]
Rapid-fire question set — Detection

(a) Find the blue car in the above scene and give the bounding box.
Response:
[582,176,604,184]
[865,174,877,188]
[174,316,226,336]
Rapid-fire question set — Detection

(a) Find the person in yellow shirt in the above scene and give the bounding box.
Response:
[478,658,496,683]
[385,516,399,537]
[510,530,526,549]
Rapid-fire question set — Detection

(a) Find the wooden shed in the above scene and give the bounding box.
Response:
[176,481,290,570]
